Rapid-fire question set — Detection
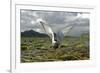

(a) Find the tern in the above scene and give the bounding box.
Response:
[36,19,74,48]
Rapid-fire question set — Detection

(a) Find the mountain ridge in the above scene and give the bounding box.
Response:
[21,30,48,37]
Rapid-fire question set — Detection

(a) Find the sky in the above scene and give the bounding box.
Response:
[20,9,90,36]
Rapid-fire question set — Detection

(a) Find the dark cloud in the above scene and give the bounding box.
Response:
[20,9,89,36]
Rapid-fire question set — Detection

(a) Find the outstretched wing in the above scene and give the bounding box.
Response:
[37,19,54,38]
[62,24,74,36]
[56,31,64,42]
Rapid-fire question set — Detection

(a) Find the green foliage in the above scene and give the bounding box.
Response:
[21,33,89,62]
[21,46,28,51]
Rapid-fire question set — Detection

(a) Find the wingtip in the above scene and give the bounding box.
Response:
[36,18,44,23]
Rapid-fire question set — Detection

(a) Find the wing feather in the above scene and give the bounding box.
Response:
[37,19,54,38]
[62,25,74,36]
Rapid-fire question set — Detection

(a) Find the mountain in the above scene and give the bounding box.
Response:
[21,30,48,37]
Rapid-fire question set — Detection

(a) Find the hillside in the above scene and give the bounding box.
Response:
[21,30,48,37]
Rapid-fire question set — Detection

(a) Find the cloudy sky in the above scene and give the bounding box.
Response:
[20,9,90,36]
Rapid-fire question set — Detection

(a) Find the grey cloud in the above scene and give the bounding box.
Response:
[20,9,89,36]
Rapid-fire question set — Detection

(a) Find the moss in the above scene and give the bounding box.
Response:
[21,35,89,62]
[21,46,28,51]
